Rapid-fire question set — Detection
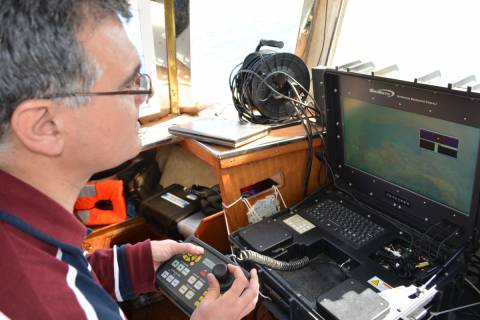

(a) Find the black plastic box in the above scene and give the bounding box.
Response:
[140,184,201,237]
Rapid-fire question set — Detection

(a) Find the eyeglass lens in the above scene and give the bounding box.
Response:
[135,74,151,106]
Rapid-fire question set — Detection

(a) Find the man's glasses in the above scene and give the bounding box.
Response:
[42,73,153,106]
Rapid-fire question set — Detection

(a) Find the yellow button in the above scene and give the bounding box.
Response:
[194,301,200,306]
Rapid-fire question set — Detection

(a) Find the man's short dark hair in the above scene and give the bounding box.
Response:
[0,0,132,141]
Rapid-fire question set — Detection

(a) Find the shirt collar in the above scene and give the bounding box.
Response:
[0,169,86,247]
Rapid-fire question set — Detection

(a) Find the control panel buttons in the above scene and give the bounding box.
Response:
[185,290,195,300]
[181,267,190,276]
[179,285,188,294]
[155,236,250,316]
[187,275,197,285]
[194,280,204,290]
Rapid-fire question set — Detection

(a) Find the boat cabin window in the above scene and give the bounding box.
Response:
[330,0,480,86]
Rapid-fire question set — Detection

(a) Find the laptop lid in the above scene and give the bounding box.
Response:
[168,118,270,148]
[315,69,480,240]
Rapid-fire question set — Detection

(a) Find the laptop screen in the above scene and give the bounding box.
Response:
[341,96,480,216]
[317,69,480,231]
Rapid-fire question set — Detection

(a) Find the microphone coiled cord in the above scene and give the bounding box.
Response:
[238,250,309,271]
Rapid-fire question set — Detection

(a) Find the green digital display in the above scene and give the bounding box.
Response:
[342,96,480,215]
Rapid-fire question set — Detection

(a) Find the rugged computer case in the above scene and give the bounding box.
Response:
[229,67,480,320]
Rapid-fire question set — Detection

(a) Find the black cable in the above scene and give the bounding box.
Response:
[290,84,314,197]
[433,227,459,260]
[229,53,326,127]
[229,55,325,199]
[228,38,334,201]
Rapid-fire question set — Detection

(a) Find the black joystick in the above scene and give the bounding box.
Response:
[212,263,234,293]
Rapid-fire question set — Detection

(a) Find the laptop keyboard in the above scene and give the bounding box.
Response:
[300,199,385,249]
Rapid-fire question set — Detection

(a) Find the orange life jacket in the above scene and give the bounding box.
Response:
[74,180,127,226]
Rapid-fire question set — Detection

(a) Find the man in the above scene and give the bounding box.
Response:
[0,1,259,319]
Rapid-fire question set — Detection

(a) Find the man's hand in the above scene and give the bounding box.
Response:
[150,240,204,271]
[190,264,260,320]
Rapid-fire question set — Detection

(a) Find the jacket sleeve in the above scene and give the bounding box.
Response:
[86,239,157,301]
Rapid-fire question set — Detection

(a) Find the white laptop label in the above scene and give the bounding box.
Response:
[161,192,190,208]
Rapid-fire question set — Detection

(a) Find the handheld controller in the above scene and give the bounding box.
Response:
[155,236,250,316]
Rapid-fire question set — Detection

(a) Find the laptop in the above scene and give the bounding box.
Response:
[168,118,270,148]
[321,69,480,238]
[230,68,480,320]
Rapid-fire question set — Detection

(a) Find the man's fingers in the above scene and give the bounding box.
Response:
[201,273,221,303]
[169,242,204,256]
[223,264,249,298]
[239,269,259,312]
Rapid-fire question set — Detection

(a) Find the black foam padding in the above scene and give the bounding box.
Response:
[276,255,347,309]
[238,220,292,253]
[317,278,390,320]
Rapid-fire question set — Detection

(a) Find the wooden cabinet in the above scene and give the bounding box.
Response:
[181,124,326,249]
[82,217,166,253]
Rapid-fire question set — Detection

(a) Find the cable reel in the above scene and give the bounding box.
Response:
[230,39,310,124]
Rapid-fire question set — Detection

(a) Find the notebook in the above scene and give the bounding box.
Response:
[168,118,270,148]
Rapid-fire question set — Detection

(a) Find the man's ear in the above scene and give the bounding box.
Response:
[10,99,64,156]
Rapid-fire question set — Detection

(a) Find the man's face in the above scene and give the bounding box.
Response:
[60,17,143,174]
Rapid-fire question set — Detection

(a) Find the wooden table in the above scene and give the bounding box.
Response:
[181,124,327,239]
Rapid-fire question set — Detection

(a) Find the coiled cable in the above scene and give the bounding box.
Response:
[238,250,309,271]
